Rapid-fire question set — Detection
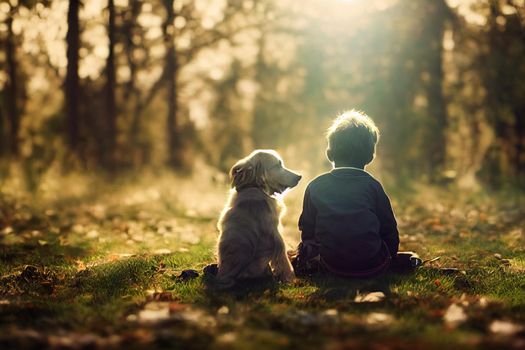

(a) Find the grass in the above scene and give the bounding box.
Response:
[0,171,524,349]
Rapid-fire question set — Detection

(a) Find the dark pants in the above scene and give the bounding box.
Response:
[289,242,420,277]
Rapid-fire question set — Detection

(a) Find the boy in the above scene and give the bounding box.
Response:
[292,110,420,277]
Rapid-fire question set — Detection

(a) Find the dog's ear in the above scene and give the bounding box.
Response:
[230,159,265,190]
[230,160,254,190]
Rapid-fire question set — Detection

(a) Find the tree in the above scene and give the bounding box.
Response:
[161,0,181,168]
[417,0,453,178]
[65,0,80,154]
[209,60,251,171]
[105,0,117,168]
[474,0,525,185]
[155,0,253,168]
[4,2,20,156]
[250,1,304,150]
[0,103,4,156]
[123,0,149,166]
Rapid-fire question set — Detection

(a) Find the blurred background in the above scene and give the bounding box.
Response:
[0,0,524,193]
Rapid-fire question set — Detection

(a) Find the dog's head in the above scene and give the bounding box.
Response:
[230,150,301,195]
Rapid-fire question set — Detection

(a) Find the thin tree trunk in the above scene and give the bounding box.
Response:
[422,0,449,180]
[65,0,80,153]
[6,9,19,156]
[0,97,5,156]
[125,0,145,162]
[512,106,525,180]
[162,0,180,168]
[252,30,267,148]
[426,45,447,174]
[105,0,117,168]
[123,0,140,101]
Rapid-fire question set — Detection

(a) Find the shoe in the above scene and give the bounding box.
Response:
[203,263,219,277]
[410,257,423,268]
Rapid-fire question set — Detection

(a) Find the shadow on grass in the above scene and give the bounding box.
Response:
[0,240,89,269]
[202,275,280,303]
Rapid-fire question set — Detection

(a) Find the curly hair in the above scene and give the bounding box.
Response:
[326,110,380,167]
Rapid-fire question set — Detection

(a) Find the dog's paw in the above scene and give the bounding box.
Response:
[278,271,295,284]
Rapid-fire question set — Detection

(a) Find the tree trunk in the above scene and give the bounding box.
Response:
[65,0,80,153]
[426,44,447,176]
[105,0,117,168]
[0,97,5,156]
[512,106,525,181]
[126,0,146,165]
[422,0,449,180]
[6,8,19,156]
[162,0,181,168]
[252,30,267,148]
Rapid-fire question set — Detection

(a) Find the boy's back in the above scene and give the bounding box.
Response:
[299,167,399,273]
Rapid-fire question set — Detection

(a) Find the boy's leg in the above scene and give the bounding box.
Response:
[389,252,422,273]
[290,241,321,276]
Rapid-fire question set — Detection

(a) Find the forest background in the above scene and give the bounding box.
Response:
[0,0,523,190]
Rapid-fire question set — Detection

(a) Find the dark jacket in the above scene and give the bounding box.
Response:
[298,167,399,273]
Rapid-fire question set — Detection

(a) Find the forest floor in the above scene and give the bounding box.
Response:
[0,170,524,350]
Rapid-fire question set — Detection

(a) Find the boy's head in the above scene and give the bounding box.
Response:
[326,110,380,168]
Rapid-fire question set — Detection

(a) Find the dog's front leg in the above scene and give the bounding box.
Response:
[270,231,295,283]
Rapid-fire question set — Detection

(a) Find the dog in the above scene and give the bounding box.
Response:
[215,150,301,289]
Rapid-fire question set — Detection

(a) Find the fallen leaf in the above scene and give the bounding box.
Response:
[146,291,174,302]
[217,306,229,315]
[107,253,134,262]
[500,259,511,266]
[153,248,171,255]
[173,308,217,328]
[216,332,237,344]
[137,302,170,323]
[354,291,385,303]
[168,302,187,313]
[72,224,84,233]
[489,320,523,336]
[323,309,338,317]
[478,297,489,308]
[86,230,99,239]
[443,304,467,327]
[366,312,394,326]
[74,260,86,272]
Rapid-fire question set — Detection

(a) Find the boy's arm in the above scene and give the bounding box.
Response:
[298,187,317,244]
[376,183,399,257]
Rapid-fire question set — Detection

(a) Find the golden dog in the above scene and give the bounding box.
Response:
[216,150,301,288]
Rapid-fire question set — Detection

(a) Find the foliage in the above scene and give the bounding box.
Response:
[0,0,523,187]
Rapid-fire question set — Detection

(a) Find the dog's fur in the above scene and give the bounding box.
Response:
[216,150,301,288]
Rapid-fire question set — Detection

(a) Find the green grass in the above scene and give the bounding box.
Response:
[0,175,524,349]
